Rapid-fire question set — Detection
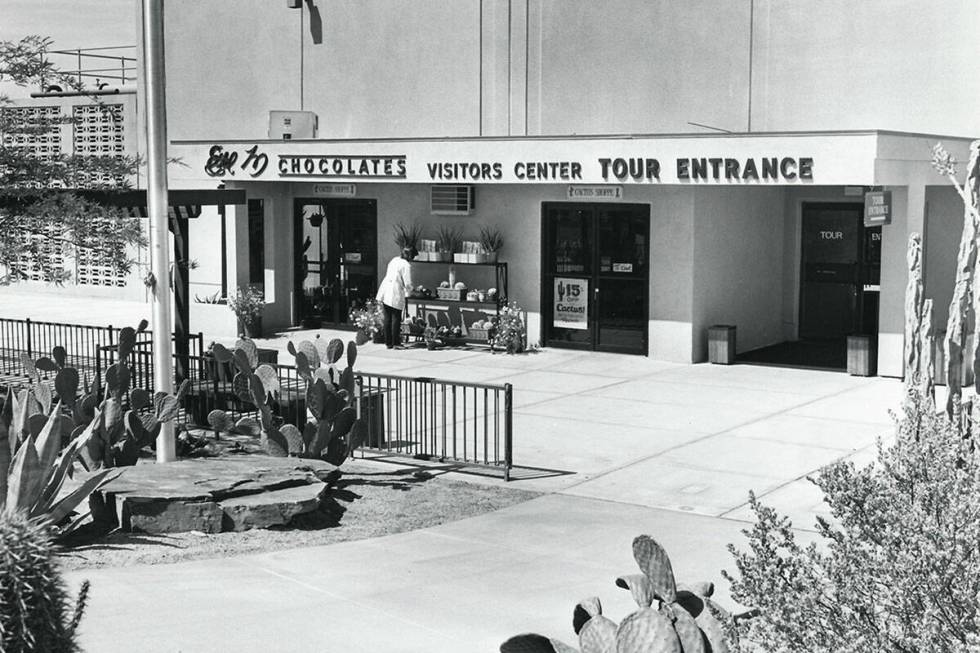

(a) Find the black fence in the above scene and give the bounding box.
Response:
[0,317,120,378]
[357,372,513,480]
[1,319,514,479]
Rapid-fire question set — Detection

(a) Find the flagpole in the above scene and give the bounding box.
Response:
[142,0,176,462]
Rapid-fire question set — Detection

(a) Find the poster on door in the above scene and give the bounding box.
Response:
[554,277,588,330]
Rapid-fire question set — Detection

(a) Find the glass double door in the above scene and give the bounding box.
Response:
[294,198,377,328]
[799,202,881,340]
[542,203,649,355]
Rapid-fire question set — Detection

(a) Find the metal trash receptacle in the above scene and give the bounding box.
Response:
[847,335,877,377]
[708,325,736,365]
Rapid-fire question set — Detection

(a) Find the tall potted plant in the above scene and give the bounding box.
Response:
[392,222,422,254]
[228,285,265,338]
[477,225,504,263]
[434,224,462,263]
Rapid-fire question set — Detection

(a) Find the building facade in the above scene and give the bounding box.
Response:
[149,0,978,376]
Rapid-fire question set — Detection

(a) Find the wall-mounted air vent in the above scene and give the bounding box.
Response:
[430,185,475,215]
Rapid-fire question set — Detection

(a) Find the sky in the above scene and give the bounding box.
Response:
[1,0,136,97]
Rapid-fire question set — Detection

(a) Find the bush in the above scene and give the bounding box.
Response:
[491,301,527,354]
[0,512,88,652]
[725,388,980,653]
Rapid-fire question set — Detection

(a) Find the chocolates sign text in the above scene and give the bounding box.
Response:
[278,154,406,178]
[204,145,406,179]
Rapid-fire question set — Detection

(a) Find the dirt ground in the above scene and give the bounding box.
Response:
[56,460,541,571]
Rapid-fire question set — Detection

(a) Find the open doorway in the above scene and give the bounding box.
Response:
[739,202,881,370]
[293,198,377,328]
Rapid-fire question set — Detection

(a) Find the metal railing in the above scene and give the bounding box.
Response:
[0,317,120,378]
[45,46,137,90]
[356,372,513,480]
[0,319,514,480]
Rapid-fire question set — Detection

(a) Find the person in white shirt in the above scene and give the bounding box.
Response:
[376,246,417,348]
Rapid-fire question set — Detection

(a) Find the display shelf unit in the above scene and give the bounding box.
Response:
[405,260,508,346]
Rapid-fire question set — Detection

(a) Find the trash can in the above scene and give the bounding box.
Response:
[708,325,736,365]
[847,335,877,377]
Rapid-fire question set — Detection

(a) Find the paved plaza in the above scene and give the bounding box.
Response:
[1,289,902,651]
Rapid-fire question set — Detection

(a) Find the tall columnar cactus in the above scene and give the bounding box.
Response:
[932,140,980,416]
[500,536,746,653]
[206,337,367,465]
[0,511,89,652]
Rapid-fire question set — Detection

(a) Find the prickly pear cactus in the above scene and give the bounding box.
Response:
[500,535,747,653]
[207,336,367,465]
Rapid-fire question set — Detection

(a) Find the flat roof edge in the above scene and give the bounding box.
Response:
[172,129,978,146]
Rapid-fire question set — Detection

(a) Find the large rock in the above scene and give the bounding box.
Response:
[219,483,329,531]
[79,457,339,533]
[123,498,225,534]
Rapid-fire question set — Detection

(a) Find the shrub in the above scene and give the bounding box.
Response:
[725,388,980,653]
[348,299,384,344]
[227,285,264,331]
[0,512,88,652]
[491,301,527,354]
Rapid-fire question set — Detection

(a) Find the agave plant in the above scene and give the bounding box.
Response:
[1,395,115,536]
[13,321,189,469]
[501,536,749,653]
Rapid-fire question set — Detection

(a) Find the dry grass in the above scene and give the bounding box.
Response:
[56,460,541,571]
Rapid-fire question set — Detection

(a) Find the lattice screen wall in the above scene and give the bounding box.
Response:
[72,104,125,187]
[71,103,129,285]
[2,103,132,286]
[2,106,66,281]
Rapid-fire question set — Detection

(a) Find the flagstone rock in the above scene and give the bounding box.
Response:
[81,457,339,533]
[220,483,330,531]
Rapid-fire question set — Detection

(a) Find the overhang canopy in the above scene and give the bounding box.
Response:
[169,130,975,189]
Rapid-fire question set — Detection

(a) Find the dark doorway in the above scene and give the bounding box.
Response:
[541,203,649,355]
[294,198,377,328]
[742,202,880,370]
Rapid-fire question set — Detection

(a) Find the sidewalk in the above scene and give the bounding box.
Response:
[1,289,902,651]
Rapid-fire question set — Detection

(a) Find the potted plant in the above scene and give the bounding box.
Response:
[349,298,385,345]
[228,285,265,338]
[393,222,422,253]
[434,224,462,262]
[477,225,504,263]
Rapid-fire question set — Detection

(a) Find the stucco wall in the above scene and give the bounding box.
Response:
[164,0,301,141]
[530,1,751,135]
[751,0,980,136]
[158,1,980,142]
[691,186,785,361]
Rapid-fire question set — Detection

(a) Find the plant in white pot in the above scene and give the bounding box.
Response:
[435,224,462,263]
[478,225,504,263]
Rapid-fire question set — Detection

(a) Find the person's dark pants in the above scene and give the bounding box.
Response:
[382,303,402,348]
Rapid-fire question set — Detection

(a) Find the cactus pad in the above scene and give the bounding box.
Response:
[578,614,617,653]
[667,605,706,653]
[615,574,655,608]
[632,535,676,602]
[614,607,681,653]
[574,596,603,634]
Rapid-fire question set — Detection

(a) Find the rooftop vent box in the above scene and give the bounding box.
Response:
[269,110,317,140]
[431,185,475,215]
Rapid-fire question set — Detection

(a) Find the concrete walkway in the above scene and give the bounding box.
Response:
[1,289,902,651]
